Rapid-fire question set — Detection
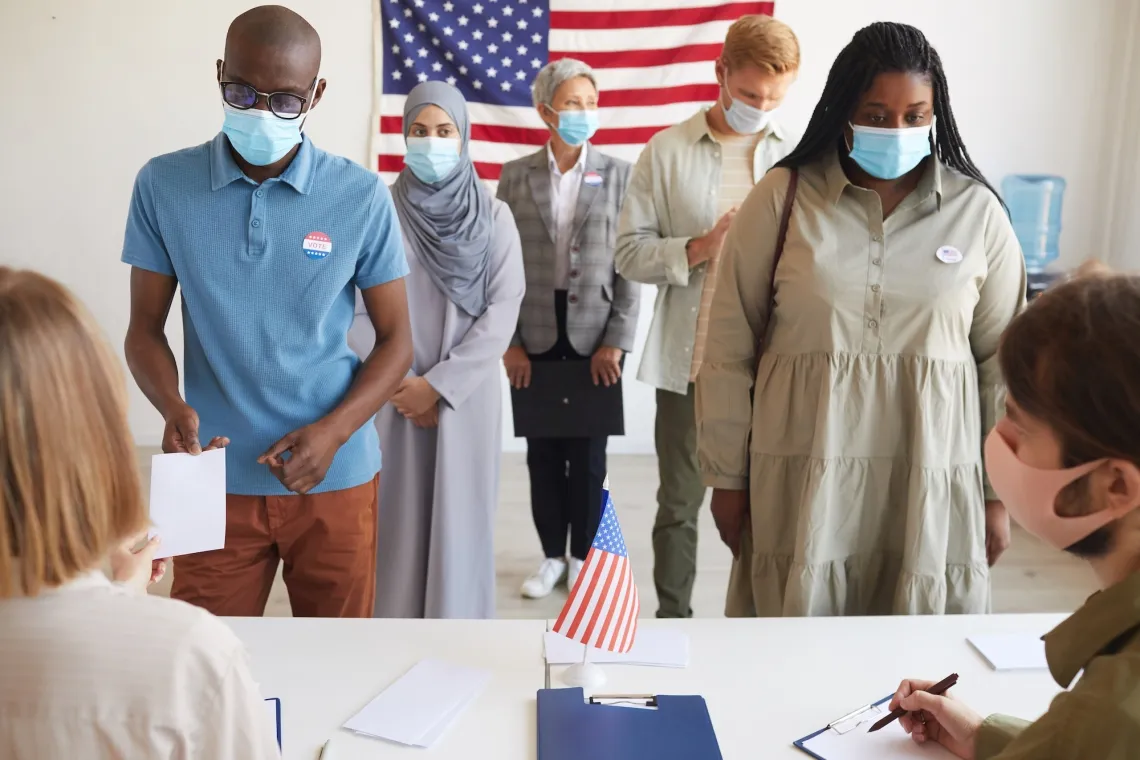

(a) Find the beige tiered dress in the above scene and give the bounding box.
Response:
[696,150,1026,617]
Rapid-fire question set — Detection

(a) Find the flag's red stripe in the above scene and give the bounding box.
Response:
[595,564,627,649]
[598,564,629,651]
[621,596,641,653]
[603,84,719,108]
[607,568,634,651]
[550,2,773,30]
[379,154,504,181]
[580,556,621,646]
[566,554,609,639]
[551,42,723,69]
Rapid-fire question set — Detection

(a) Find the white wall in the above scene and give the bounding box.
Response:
[0,0,1127,453]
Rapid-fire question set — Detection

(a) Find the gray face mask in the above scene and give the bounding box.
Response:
[722,86,772,135]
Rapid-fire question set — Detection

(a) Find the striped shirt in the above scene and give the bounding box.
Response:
[690,130,761,380]
[0,571,279,759]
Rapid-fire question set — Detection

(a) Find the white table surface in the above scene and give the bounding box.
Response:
[229,613,1068,760]
[225,618,548,760]
[549,614,1068,759]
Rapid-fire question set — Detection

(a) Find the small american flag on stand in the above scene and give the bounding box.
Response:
[552,479,639,653]
[374,0,776,187]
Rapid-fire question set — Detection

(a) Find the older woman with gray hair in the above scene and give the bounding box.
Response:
[348,81,524,619]
[497,58,640,600]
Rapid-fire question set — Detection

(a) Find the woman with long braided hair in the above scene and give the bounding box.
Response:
[696,22,1027,617]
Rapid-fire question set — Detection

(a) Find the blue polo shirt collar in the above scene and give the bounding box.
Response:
[209,132,315,195]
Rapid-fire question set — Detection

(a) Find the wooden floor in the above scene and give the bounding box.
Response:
[147,453,1098,617]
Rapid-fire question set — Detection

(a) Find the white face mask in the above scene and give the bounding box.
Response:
[721,86,772,135]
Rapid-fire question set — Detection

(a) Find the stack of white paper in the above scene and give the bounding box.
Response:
[148,449,227,559]
[343,659,491,748]
[544,629,690,668]
[968,633,1048,670]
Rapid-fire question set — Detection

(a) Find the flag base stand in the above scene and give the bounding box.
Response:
[562,662,606,690]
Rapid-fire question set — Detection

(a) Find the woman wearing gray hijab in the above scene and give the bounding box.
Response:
[348,81,525,619]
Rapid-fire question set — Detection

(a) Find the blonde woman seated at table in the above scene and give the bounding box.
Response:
[892,272,1140,758]
[0,268,278,759]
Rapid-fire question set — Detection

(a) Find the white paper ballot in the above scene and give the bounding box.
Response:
[343,659,491,748]
[544,629,690,668]
[968,633,1049,670]
[799,702,957,759]
[148,449,226,560]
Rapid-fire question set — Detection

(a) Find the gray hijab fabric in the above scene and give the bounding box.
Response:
[391,81,494,317]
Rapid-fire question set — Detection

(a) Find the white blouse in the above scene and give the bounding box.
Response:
[0,571,280,759]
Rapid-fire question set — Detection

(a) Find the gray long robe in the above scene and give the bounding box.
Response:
[348,198,524,619]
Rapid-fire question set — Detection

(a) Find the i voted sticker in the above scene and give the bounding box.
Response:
[302,231,332,261]
[583,172,603,187]
[936,245,963,264]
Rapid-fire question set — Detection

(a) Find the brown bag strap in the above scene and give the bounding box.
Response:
[755,169,798,362]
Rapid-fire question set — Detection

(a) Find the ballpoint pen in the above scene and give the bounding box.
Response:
[868,673,959,733]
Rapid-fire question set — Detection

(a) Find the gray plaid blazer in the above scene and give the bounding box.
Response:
[497,145,640,356]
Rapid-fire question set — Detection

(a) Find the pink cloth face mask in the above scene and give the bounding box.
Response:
[984,430,1135,550]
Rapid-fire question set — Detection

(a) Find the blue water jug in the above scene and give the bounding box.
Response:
[1001,175,1066,274]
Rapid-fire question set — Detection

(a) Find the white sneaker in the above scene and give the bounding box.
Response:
[521,558,567,599]
[567,558,585,592]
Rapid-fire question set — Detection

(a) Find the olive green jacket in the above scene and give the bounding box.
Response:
[978,572,1140,759]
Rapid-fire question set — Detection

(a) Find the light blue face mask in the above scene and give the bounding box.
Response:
[553,109,599,147]
[847,123,933,180]
[221,78,318,166]
[404,136,462,183]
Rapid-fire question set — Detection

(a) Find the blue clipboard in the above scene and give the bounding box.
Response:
[793,694,893,759]
[265,697,282,749]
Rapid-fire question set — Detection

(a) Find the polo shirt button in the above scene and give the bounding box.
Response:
[569,269,580,278]
[871,284,880,293]
[872,258,882,266]
[251,219,261,228]
[872,234,883,242]
[567,294,579,304]
[256,190,264,198]
[868,319,878,328]
[571,246,580,254]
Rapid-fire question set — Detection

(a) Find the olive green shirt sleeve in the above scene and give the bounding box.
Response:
[970,196,1027,501]
[695,168,790,490]
[975,714,1032,759]
[979,690,1140,760]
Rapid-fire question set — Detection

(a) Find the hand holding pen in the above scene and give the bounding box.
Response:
[883,674,984,759]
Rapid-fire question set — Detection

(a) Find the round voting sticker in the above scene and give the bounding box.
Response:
[303,231,332,261]
[583,172,603,187]
[936,245,963,264]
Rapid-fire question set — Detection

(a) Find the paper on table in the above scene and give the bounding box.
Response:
[148,448,226,560]
[343,659,491,748]
[544,629,690,668]
[968,633,1048,670]
[799,702,957,759]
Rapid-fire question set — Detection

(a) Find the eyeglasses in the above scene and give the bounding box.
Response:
[220,81,312,120]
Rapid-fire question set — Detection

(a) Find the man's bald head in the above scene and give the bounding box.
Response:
[219,6,324,111]
[226,5,321,63]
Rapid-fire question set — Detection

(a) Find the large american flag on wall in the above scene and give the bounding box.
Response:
[374,0,775,186]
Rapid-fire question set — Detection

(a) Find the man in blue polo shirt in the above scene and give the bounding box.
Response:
[122,5,413,618]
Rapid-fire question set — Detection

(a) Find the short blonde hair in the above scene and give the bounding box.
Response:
[722,15,800,75]
[0,269,146,598]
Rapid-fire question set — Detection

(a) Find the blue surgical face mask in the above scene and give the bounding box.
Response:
[404,136,462,183]
[847,123,933,180]
[221,77,318,166]
[722,88,772,135]
[553,109,599,146]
